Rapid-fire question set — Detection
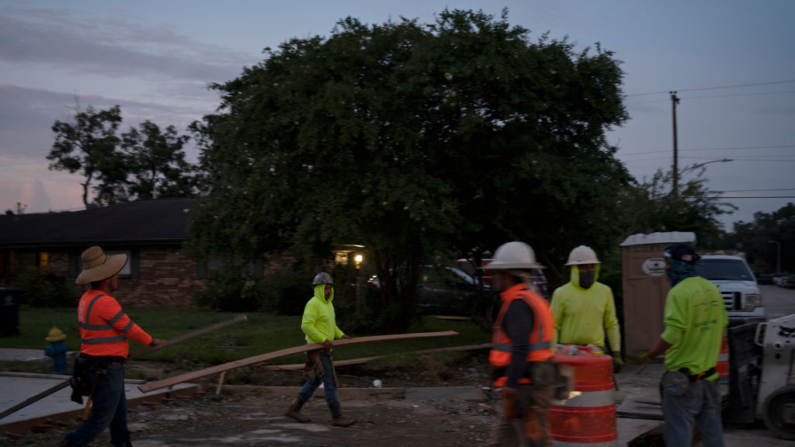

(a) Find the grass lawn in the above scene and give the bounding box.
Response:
[0,307,490,367]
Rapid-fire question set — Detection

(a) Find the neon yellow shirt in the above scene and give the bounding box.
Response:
[551,265,621,352]
[661,276,728,379]
[302,284,345,344]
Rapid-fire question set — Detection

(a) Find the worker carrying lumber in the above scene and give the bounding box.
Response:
[59,246,164,447]
[628,243,728,447]
[285,272,356,427]
[550,246,624,371]
[487,241,557,447]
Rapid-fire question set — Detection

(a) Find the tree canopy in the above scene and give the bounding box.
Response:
[189,9,633,331]
[48,105,198,206]
[723,203,795,273]
[619,166,736,249]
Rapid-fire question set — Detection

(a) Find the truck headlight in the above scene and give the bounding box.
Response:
[743,293,762,312]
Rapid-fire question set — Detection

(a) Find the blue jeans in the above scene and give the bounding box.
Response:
[64,363,130,447]
[662,375,725,447]
[297,351,340,407]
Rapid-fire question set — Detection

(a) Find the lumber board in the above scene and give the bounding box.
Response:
[138,331,459,393]
[129,314,247,358]
[263,342,491,371]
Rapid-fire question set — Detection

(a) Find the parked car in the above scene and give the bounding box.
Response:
[774,275,790,287]
[456,258,549,299]
[368,266,491,316]
[782,275,795,289]
[756,273,777,285]
[695,255,766,326]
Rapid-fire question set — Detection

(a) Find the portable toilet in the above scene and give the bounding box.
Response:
[620,232,696,355]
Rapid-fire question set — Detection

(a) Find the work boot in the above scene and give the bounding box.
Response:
[329,405,356,427]
[285,397,311,423]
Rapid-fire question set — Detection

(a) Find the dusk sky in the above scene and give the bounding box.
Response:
[1,0,793,231]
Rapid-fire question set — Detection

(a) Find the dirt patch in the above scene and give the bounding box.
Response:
[4,390,498,446]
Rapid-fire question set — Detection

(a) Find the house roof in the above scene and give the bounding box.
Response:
[0,198,195,249]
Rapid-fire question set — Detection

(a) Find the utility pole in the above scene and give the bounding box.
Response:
[670,91,680,197]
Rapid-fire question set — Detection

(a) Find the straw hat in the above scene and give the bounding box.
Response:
[75,246,127,285]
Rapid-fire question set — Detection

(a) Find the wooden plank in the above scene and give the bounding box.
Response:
[129,314,247,358]
[262,342,491,371]
[138,331,459,393]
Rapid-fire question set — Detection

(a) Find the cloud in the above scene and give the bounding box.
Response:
[19,179,52,213]
[0,6,259,83]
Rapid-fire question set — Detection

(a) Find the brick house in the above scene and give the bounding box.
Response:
[0,198,295,308]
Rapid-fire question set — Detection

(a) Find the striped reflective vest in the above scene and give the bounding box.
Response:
[490,283,555,387]
[77,289,152,357]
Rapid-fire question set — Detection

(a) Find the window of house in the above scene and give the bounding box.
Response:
[68,249,139,279]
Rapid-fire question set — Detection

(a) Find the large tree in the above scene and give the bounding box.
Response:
[723,203,795,273]
[49,105,198,205]
[189,9,632,331]
[120,121,196,200]
[48,105,123,207]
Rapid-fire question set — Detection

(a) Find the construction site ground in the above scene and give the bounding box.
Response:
[2,350,792,446]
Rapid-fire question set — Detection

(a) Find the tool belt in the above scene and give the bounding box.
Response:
[492,360,570,398]
[678,367,716,382]
[70,354,121,404]
[303,350,325,382]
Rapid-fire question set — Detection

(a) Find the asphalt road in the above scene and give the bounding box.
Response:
[760,285,795,320]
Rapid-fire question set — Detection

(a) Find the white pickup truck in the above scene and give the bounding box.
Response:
[695,254,766,325]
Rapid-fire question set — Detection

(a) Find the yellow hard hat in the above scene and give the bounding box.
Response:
[45,326,66,342]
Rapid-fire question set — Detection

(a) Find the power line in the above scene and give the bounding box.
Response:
[706,196,795,199]
[619,145,795,157]
[626,79,795,97]
[719,188,795,193]
[625,90,795,106]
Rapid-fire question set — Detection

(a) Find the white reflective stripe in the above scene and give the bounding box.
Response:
[717,354,729,361]
[553,389,615,408]
[552,440,617,447]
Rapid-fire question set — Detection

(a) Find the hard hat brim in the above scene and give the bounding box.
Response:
[565,260,601,266]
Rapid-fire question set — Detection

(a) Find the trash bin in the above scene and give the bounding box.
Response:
[0,287,24,337]
[620,232,696,355]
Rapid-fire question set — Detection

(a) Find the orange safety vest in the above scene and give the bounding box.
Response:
[490,283,554,387]
[77,289,152,358]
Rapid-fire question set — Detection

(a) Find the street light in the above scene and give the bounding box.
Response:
[769,241,781,274]
[681,158,733,175]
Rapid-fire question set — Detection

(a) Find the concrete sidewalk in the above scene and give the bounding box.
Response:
[0,347,74,362]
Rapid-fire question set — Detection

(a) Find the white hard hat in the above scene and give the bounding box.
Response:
[313,272,334,285]
[486,241,544,270]
[565,246,600,266]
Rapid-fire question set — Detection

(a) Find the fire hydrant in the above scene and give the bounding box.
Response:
[44,326,70,374]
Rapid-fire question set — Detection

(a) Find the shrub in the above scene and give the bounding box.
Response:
[18,267,76,308]
[194,267,264,312]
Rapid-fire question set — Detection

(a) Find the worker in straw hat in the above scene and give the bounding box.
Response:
[550,246,623,371]
[59,246,164,447]
[487,241,557,446]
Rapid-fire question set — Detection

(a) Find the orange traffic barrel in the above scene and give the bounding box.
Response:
[716,335,729,380]
[550,350,618,447]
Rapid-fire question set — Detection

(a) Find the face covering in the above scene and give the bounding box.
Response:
[665,258,697,287]
[579,270,596,290]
